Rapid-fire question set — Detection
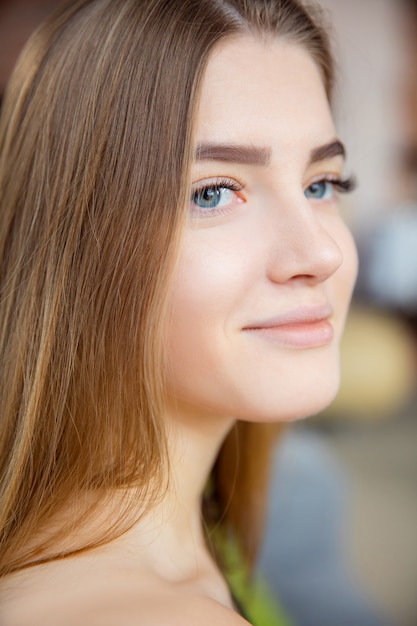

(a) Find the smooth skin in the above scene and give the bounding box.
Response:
[0,36,357,626]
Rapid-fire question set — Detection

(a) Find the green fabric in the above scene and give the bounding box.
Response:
[215,533,293,626]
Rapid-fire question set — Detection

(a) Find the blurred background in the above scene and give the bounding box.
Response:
[0,1,416,625]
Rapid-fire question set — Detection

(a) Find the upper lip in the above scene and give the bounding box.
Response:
[243,303,333,329]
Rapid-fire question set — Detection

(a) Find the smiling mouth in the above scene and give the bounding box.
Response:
[242,305,334,348]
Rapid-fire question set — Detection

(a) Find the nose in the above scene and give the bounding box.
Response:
[266,198,344,285]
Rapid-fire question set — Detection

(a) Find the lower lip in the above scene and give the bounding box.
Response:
[243,319,334,348]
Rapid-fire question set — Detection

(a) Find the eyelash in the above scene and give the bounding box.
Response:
[190,174,357,217]
[326,175,357,194]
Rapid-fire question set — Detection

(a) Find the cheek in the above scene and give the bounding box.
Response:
[166,233,248,382]
[169,227,259,325]
[171,238,239,323]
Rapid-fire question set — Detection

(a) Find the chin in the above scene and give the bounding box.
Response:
[276,390,339,423]
[234,368,342,424]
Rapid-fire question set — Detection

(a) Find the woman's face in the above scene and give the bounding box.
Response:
[167,36,358,423]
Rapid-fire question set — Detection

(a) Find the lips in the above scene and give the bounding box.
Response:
[242,304,334,348]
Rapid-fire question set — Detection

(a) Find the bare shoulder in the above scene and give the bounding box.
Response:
[78,594,252,626]
[0,564,250,626]
[141,594,252,626]
[1,588,250,626]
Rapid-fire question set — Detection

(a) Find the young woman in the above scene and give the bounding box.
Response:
[0,0,358,623]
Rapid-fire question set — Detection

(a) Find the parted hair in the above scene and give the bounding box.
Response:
[0,0,333,576]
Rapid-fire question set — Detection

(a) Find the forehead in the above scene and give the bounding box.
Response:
[195,36,335,153]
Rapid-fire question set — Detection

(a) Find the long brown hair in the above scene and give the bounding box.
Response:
[0,0,334,576]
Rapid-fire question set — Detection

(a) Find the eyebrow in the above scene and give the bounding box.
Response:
[194,139,346,167]
[195,143,272,166]
[309,139,346,164]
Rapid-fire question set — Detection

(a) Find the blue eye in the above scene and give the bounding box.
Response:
[304,180,333,200]
[191,178,244,215]
[304,177,356,200]
[192,185,235,210]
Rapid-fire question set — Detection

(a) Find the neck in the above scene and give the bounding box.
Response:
[168,401,235,519]
[111,403,235,582]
